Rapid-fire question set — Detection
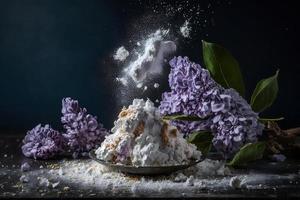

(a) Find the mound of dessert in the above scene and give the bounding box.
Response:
[95,99,202,166]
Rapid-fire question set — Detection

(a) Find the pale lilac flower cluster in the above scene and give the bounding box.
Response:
[61,97,108,158]
[159,56,264,157]
[22,98,108,159]
[22,124,65,159]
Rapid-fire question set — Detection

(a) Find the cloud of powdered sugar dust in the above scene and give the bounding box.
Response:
[114,28,177,107]
[110,0,223,108]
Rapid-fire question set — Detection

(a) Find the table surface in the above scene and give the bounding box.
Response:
[1,135,300,198]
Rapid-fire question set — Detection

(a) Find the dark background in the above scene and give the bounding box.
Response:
[0,0,299,134]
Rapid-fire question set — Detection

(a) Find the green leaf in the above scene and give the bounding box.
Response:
[202,40,245,97]
[227,142,266,167]
[259,117,284,123]
[187,131,213,156]
[250,70,279,113]
[162,114,207,121]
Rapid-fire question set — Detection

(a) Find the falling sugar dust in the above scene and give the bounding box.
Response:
[180,20,192,38]
[110,0,221,106]
[113,46,130,62]
[117,29,176,86]
[114,29,177,105]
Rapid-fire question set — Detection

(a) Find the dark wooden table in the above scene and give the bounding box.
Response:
[1,135,300,198]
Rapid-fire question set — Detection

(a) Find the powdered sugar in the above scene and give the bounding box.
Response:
[154,83,160,88]
[20,162,31,172]
[95,99,201,166]
[116,29,176,88]
[47,158,229,187]
[180,20,192,38]
[20,175,29,183]
[115,77,128,86]
[14,158,300,198]
[38,177,50,187]
[113,46,130,62]
[229,176,242,189]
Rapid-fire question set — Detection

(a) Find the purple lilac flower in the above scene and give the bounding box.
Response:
[61,97,108,157]
[159,56,264,158]
[22,124,65,159]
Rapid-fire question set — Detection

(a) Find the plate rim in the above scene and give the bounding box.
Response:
[89,149,204,169]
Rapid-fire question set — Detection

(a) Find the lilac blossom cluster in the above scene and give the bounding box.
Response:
[22,98,108,159]
[22,124,66,159]
[61,97,108,158]
[159,56,264,157]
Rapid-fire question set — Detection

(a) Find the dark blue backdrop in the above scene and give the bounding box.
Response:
[0,0,299,134]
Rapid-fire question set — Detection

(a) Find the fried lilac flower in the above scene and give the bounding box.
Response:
[159,56,264,157]
[61,97,108,157]
[22,124,65,159]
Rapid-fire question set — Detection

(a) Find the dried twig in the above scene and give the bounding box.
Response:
[264,121,300,156]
